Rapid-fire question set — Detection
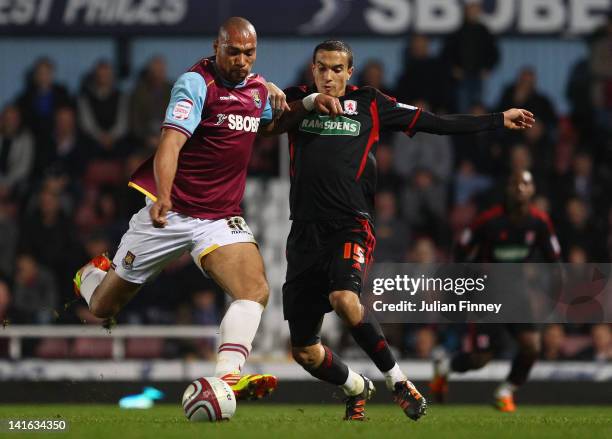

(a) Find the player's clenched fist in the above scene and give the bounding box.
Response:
[265,82,290,118]
[314,93,343,117]
[150,198,172,228]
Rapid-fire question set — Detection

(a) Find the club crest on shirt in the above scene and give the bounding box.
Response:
[251,90,262,108]
[122,251,136,270]
[172,99,193,121]
[343,100,358,115]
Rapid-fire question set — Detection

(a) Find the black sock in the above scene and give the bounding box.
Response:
[349,307,396,372]
[507,350,537,386]
[305,345,349,386]
[451,352,489,373]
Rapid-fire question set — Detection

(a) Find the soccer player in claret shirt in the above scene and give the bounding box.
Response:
[72,17,293,401]
[430,170,562,412]
[261,40,535,421]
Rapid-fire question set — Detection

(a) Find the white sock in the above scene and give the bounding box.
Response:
[494,381,518,399]
[80,266,106,306]
[384,363,407,391]
[341,368,365,396]
[215,299,264,377]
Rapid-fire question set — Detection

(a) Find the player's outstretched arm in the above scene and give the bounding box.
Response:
[411,109,535,135]
[150,128,188,228]
[259,93,342,136]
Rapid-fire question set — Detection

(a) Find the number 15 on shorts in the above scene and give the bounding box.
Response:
[343,243,365,264]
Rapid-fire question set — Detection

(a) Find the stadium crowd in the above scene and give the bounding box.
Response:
[0,11,611,361]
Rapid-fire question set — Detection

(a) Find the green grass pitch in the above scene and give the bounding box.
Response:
[0,404,610,439]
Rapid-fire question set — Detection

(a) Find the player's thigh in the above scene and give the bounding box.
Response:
[200,242,268,303]
[113,199,193,284]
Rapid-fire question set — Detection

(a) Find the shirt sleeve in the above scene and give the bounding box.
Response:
[260,98,273,125]
[374,88,422,136]
[162,72,206,138]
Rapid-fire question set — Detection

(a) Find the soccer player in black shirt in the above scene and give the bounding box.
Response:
[430,170,562,412]
[262,40,534,421]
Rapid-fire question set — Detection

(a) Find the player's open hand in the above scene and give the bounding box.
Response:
[265,82,290,119]
[314,94,343,118]
[150,198,172,228]
[502,108,535,130]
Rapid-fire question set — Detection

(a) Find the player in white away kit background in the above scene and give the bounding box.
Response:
[72,17,291,400]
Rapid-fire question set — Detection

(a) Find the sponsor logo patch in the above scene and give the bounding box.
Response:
[172,100,193,121]
[226,217,253,235]
[299,115,361,136]
[343,99,358,115]
[122,251,136,270]
[220,95,239,101]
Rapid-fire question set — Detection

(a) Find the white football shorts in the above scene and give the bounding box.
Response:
[111,199,257,284]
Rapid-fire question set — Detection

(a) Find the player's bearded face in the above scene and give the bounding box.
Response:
[312,50,354,97]
[214,32,257,84]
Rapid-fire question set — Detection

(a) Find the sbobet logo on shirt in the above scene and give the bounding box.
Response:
[299,115,361,136]
[215,114,261,133]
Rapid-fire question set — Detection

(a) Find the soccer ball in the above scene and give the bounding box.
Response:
[182,377,236,422]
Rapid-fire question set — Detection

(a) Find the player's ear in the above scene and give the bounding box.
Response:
[347,66,354,80]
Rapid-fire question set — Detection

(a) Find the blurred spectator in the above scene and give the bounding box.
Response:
[442,0,499,112]
[566,57,595,142]
[522,120,555,187]
[576,324,612,361]
[130,56,173,149]
[357,59,393,96]
[16,58,72,145]
[393,101,452,239]
[192,289,220,326]
[45,106,90,179]
[558,197,604,260]
[405,237,438,263]
[541,324,570,360]
[0,105,34,200]
[410,326,437,359]
[453,102,503,175]
[0,199,18,277]
[18,184,83,295]
[556,151,596,209]
[589,14,612,133]
[395,34,452,112]
[375,143,404,195]
[453,160,493,205]
[12,254,58,324]
[78,60,128,156]
[0,278,19,324]
[497,67,558,136]
[374,191,410,262]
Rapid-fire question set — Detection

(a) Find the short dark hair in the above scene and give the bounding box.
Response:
[312,40,353,68]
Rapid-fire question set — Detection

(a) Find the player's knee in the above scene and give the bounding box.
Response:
[330,292,362,326]
[291,346,323,369]
[89,297,116,319]
[250,277,269,307]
